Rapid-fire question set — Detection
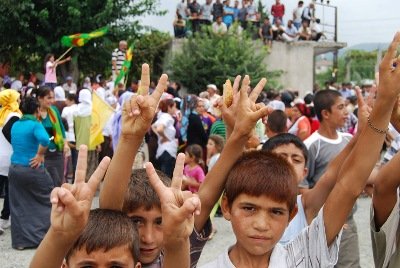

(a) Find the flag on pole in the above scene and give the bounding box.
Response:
[61,27,108,47]
[90,92,114,149]
[114,44,134,86]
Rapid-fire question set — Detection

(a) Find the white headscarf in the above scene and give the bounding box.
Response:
[75,89,92,117]
[54,86,66,101]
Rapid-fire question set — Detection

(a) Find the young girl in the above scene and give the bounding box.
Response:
[182,144,205,193]
[206,134,225,171]
[44,53,71,89]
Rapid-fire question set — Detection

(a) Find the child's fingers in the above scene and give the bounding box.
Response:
[87,156,111,195]
[56,188,81,215]
[145,162,167,198]
[151,74,169,104]
[355,88,365,108]
[380,32,400,71]
[74,145,88,185]
[252,106,272,121]
[249,78,267,103]
[139,63,150,96]
[179,196,201,219]
[171,153,185,191]
[125,95,140,117]
[50,187,62,204]
[232,75,241,96]
[239,75,250,101]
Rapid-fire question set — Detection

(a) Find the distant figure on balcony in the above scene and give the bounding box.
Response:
[258,17,273,47]
[176,0,189,19]
[282,20,299,42]
[212,16,228,34]
[298,20,312,40]
[212,0,224,21]
[173,14,187,38]
[200,0,213,25]
[271,18,286,41]
[301,2,315,26]
[311,18,324,41]
[271,0,285,24]
[292,1,304,29]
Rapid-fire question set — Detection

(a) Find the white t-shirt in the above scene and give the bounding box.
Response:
[177,2,188,19]
[201,4,213,21]
[212,22,227,34]
[0,112,21,176]
[293,7,304,23]
[200,209,341,268]
[61,104,78,142]
[208,153,220,171]
[280,195,308,245]
[152,112,178,159]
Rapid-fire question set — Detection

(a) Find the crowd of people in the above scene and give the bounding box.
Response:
[174,0,325,47]
[1,30,400,268]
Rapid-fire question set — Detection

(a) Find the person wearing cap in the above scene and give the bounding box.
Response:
[53,86,67,113]
[207,84,221,116]
[62,76,77,94]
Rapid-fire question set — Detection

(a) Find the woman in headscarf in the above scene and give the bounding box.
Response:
[0,90,22,234]
[53,86,66,113]
[34,86,68,187]
[74,89,96,180]
[8,96,52,249]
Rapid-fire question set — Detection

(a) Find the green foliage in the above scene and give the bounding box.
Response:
[257,0,269,21]
[167,28,280,94]
[128,31,172,83]
[316,50,378,86]
[0,0,165,77]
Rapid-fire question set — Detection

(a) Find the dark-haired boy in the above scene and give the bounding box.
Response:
[200,32,400,267]
[100,66,271,267]
[30,145,199,268]
[302,88,359,267]
[262,132,357,244]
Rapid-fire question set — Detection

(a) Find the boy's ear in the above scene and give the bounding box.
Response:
[303,167,308,178]
[135,262,142,268]
[321,109,330,121]
[221,195,232,221]
[61,260,68,268]
[288,204,298,223]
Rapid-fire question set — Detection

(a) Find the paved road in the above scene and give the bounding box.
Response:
[0,197,374,268]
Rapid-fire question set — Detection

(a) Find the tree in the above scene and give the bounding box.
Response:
[167,29,280,94]
[0,0,164,79]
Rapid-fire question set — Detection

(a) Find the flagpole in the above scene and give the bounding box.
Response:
[56,47,73,62]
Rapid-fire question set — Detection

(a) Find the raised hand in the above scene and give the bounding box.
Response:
[121,63,168,138]
[233,75,272,138]
[50,145,110,237]
[378,32,400,99]
[145,153,201,242]
[355,87,371,134]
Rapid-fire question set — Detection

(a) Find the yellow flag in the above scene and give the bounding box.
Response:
[90,92,114,149]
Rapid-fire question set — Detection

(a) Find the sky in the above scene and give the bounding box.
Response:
[140,0,400,47]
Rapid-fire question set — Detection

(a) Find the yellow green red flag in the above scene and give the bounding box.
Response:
[89,91,114,149]
[114,44,134,86]
[61,27,108,47]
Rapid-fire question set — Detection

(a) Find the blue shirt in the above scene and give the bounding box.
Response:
[11,119,50,166]
[223,6,235,26]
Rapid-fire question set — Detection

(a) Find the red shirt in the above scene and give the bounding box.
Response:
[271,4,285,18]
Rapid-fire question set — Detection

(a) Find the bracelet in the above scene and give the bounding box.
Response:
[367,116,388,134]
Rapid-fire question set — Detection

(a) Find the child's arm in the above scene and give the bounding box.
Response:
[99,64,167,210]
[30,145,110,268]
[146,153,201,268]
[195,75,271,231]
[303,88,367,222]
[373,150,400,228]
[323,32,400,246]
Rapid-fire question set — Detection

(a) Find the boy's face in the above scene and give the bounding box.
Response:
[128,206,163,265]
[324,97,348,128]
[222,194,297,258]
[64,244,140,268]
[272,144,307,183]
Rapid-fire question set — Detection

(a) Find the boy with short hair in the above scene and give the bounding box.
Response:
[100,65,271,267]
[30,145,200,268]
[200,32,400,267]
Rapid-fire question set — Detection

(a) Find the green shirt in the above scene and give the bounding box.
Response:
[74,116,92,149]
[210,119,226,140]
